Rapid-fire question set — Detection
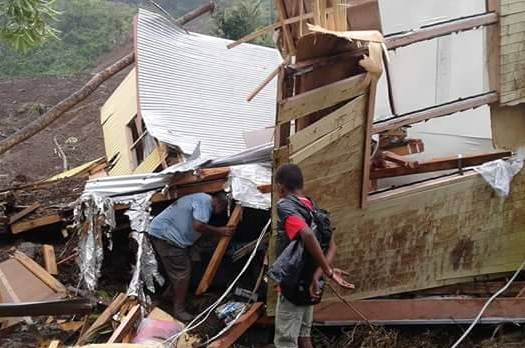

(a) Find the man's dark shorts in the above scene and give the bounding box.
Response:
[150,236,191,282]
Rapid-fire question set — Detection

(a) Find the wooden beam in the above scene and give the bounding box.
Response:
[257,184,272,194]
[383,151,418,168]
[13,251,66,294]
[8,203,40,225]
[486,0,501,97]
[383,139,425,155]
[278,74,367,125]
[314,298,525,324]
[107,304,141,343]
[10,214,63,234]
[385,12,498,50]
[77,293,127,345]
[247,63,283,102]
[371,151,511,179]
[289,95,366,154]
[208,302,263,348]
[274,0,296,55]
[372,92,498,134]
[174,179,227,198]
[170,168,230,186]
[361,81,378,209]
[42,245,58,276]
[196,205,243,295]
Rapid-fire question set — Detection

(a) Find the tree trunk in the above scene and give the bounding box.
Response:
[0,53,134,157]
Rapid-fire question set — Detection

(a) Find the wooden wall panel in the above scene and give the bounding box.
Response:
[491,104,525,150]
[499,0,525,105]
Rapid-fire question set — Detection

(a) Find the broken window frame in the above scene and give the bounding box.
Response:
[127,116,156,169]
[362,7,506,207]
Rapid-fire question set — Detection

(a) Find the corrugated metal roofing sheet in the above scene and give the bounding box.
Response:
[136,9,280,157]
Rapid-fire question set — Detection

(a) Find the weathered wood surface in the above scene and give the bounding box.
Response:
[195,205,243,295]
[499,0,525,105]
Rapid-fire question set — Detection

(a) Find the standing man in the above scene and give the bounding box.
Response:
[272,164,354,348]
[149,191,233,322]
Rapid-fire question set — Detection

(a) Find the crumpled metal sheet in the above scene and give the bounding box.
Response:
[229,164,271,210]
[75,192,116,291]
[124,193,164,301]
[474,157,524,197]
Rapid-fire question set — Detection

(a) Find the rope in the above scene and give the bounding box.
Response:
[450,257,525,348]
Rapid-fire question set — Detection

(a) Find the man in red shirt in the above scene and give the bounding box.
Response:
[272,164,354,348]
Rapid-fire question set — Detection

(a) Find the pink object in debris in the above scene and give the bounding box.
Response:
[132,318,185,344]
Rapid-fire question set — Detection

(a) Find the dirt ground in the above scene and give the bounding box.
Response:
[0,42,132,183]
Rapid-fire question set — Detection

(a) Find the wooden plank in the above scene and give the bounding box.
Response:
[170,168,230,186]
[247,63,283,102]
[385,12,498,50]
[502,1,525,16]
[107,304,141,344]
[208,302,263,348]
[314,298,525,324]
[8,203,40,225]
[13,251,66,294]
[487,0,501,97]
[173,180,227,198]
[196,205,243,295]
[48,340,60,348]
[501,21,525,35]
[10,214,63,234]
[361,82,378,208]
[289,95,366,154]
[501,30,525,45]
[372,92,499,134]
[501,11,525,26]
[42,245,58,276]
[290,113,361,164]
[257,184,272,194]
[384,139,425,155]
[278,74,367,125]
[501,40,525,55]
[77,293,127,345]
[371,151,511,179]
[501,86,525,103]
[274,0,296,55]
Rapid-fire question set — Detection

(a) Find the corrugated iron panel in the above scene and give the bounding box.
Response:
[136,9,281,158]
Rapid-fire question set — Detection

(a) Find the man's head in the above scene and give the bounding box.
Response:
[211,191,228,214]
[275,164,303,198]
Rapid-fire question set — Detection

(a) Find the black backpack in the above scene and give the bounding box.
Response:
[269,196,333,306]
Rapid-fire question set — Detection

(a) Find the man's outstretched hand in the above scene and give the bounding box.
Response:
[331,268,355,290]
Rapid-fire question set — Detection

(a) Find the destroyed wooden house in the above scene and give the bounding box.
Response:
[3,0,525,346]
[262,0,525,325]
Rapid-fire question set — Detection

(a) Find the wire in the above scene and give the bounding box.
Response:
[158,218,272,346]
[450,257,525,348]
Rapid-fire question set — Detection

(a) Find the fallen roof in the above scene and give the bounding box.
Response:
[135,9,281,157]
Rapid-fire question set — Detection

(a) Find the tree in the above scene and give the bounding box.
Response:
[213,0,262,40]
[0,0,59,51]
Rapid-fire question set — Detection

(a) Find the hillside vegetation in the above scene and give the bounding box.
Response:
[0,0,274,78]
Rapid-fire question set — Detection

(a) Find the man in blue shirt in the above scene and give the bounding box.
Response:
[149,191,232,321]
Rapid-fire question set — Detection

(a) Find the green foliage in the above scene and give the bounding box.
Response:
[0,0,135,77]
[213,0,263,40]
[0,0,60,52]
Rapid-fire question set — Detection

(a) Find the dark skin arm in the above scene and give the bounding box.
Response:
[193,221,233,238]
[298,227,355,299]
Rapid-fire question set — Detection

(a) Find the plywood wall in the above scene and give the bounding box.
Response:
[500,0,525,105]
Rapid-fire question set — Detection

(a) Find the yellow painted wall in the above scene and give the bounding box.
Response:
[101,68,165,176]
[101,69,138,176]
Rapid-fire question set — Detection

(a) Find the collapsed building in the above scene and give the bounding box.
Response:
[1,0,525,347]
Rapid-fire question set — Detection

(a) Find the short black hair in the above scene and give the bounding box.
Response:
[211,191,228,206]
[275,164,304,191]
